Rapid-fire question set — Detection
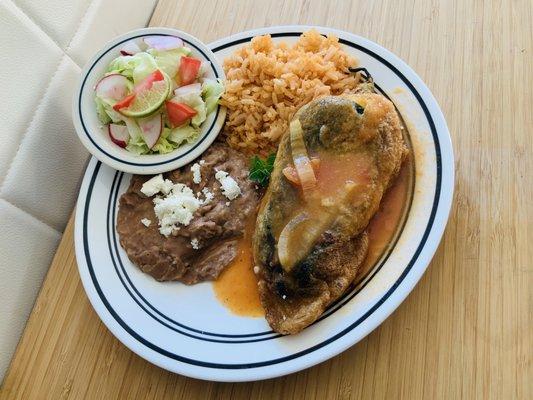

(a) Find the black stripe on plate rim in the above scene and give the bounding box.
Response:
[79,33,221,167]
[81,31,442,369]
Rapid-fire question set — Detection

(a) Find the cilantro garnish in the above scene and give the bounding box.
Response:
[249,153,276,187]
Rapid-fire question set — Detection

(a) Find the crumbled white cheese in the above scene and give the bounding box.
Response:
[190,163,202,184]
[140,218,151,227]
[191,238,200,250]
[214,170,241,200]
[153,183,202,237]
[199,159,206,165]
[225,201,230,206]
[282,295,287,300]
[253,266,260,274]
[142,168,241,237]
[141,174,174,196]
[201,187,214,204]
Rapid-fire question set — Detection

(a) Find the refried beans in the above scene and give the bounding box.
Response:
[117,142,259,284]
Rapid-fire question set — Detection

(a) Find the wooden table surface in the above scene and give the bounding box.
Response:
[1,0,532,399]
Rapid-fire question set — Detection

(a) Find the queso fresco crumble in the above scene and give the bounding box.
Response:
[140,167,242,237]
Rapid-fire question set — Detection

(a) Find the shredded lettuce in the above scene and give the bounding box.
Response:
[107,56,133,79]
[122,116,143,141]
[124,116,149,155]
[128,125,199,155]
[95,97,111,124]
[126,135,149,155]
[150,126,172,154]
[202,78,225,114]
[124,124,199,155]
[167,125,199,145]
[94,97,123,123]
[147,47,191,78]
[107,52,158,84]
[152,137,175,154]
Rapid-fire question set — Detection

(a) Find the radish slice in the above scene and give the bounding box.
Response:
[138,114,162,149]
[95,74,130,101]
[143,35,183,50]
[120,40,142,56]
[108,124,129,148]
[173,83,201,97]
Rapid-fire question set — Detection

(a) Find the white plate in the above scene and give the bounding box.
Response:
[75,25,454,382]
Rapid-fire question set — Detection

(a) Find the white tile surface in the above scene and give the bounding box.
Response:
[13,0,92,48]
[67,0,157,67]
[0,0,63,186]
[0,199,60,381]
[1,56,88,231]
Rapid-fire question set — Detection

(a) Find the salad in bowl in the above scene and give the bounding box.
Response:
[95,35,223,155]
[73,27,226,174]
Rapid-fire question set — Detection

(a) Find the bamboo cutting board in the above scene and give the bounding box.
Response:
[1,0,531,399]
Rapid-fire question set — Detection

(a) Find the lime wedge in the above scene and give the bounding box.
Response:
[120,73,171,118]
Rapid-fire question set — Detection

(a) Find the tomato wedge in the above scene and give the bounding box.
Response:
[178,56,201,86]
[166,101,197,127]
[134,69,164,93]
[113,93,136,111]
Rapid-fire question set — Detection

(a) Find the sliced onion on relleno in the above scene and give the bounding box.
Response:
[282,158,320,186]
[289,119,316,198]
[277,212,321,272]
[277,181,360,272]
